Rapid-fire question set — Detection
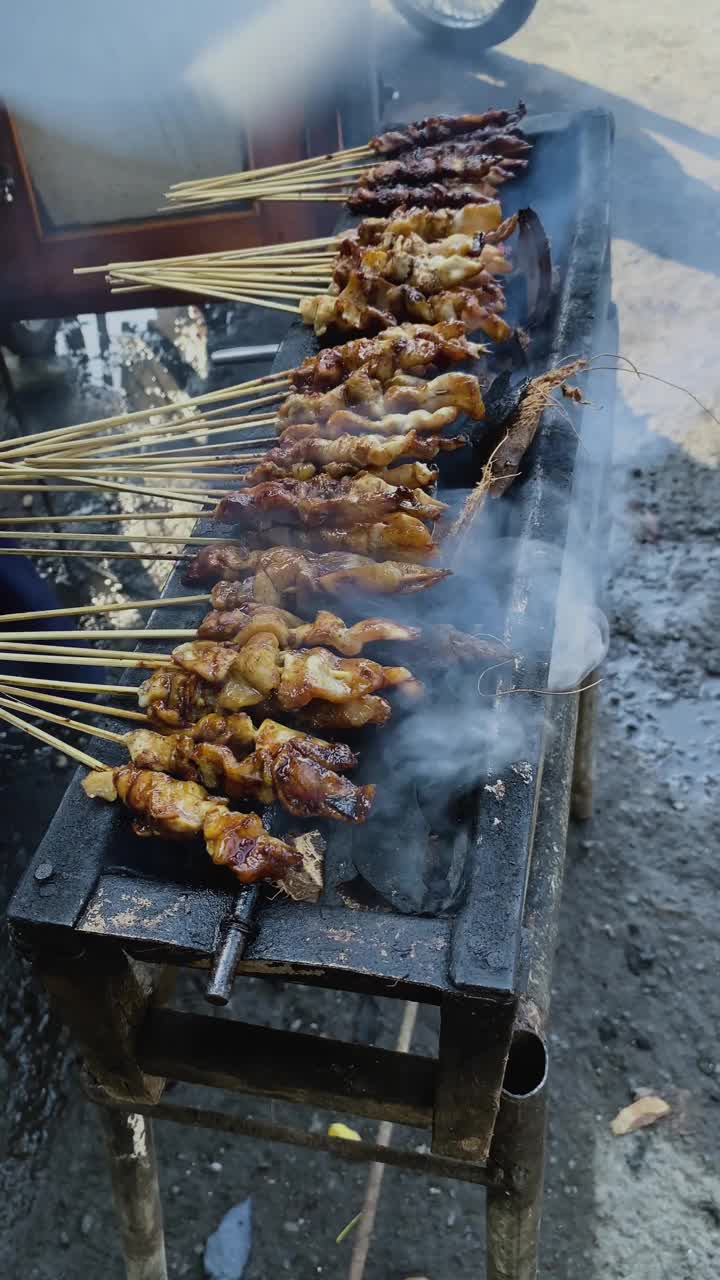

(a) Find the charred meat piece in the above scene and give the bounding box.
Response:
[199,604,420,655]
[354,202,504,245]
[188,545,451,600]
[203,807,302,883]
[241,429,467,486]
[369,106,526,154]
[301,259,510,339]
[121,718,368,823]
[290,322,484,393]
[253,717,357,771]
[347,184,499,216]
[235,511,439,562]
[289,609,421,654]
[362,150,527,190]
[277,646,416,711]
[214,470,446,531]
[83,764,223,839]
[271,739,374,822]
[84,763,303,883]
[278,370,484,427]
[136,667,218,729]
[294,694,392,731]
[278,405,459,442]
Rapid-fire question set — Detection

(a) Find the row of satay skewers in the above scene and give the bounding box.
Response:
[1,109,578,896]
[0,320,582,894]
[77,199,520,335]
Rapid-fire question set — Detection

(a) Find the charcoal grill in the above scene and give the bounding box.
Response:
[9,109,615,1279]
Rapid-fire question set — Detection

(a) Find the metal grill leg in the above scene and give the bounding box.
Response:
[97,1105,168,1280]
[486,1030,548,1280]
[571,667,600,820]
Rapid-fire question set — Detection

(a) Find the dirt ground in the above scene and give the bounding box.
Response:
[1,2,720,1276]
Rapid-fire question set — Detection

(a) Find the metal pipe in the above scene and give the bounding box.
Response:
[205,885,259,1005]
[210,343,280,366]
[485,694,579,1279]
[486,1029,548,1280]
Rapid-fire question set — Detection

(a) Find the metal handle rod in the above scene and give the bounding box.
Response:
[210,344,280,366]
[205,884,260,1005]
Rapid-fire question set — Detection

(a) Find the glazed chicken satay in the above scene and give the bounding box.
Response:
[137,667,400,734]
[368,105,526,154]
[214,470,448,529]
[277,405,459,443]
[361,143,529,189]
[353,202,504,246]
[247,511,437,562]
[199,595,507,669]
[195,601,421,654]
[122,720,373,824]
[290,322,484,392]
[83,766,301,882]
[301,268,510,341]
[347,184,502,216]
[169,636,419,708]
[277,370,485,427]
[182,544,451,599]
[240,429,467,486]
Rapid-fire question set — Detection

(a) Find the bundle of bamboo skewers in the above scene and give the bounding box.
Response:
[75,236,341,315]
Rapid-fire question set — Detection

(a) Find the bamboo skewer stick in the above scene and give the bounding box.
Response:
[0,531,226,545]
[0,485,140,494]
[0,673,138,695]
[0,372,290,457]
[0,652,162,670]
[0,683,148,723]
[0,593,209,624]
[0,692,126,744]
[0,641,168,662]
[167,148,370,193]
[0,628,195,641]
[24,410,276,462]
[0,469,214,505]
[3,511,207,525]
[107,270,301,314]
[0,548,190,563]
[75,235,341,274]
[0,702,106,770]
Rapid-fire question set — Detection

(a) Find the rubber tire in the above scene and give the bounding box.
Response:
[0,319,60,358]
[390,0,538,50]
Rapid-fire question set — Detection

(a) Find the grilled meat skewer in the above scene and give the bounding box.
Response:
[368,106,526,155]
[195,601,421,654]
[123,717,373,824]
[290,322,484,392]
[277,370,485,427]
[182,544,451,598]
[83,765,302,883]
[240,429,467,486]
[215,472,447,530]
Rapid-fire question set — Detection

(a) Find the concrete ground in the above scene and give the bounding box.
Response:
[1,1,719,1276]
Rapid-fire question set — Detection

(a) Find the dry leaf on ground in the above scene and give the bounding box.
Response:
[610,1095,671,1136]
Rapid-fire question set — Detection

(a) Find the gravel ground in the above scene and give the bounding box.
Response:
[1,2,720,1276]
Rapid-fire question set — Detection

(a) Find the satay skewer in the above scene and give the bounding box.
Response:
[0,673,137,696]
[0,682,148,722]
[0,701,106,769]
[0,692,126,744]
[0,701,327,885]
[0,547,191,564]
[0,372,290,459]
[0,594,210,624]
